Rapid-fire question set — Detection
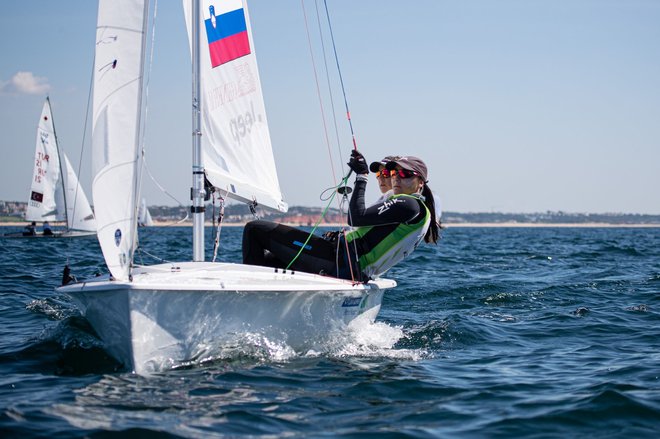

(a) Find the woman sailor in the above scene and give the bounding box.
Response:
[241,150,440,281]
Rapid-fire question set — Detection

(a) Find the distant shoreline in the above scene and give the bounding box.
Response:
[2,221,659,229]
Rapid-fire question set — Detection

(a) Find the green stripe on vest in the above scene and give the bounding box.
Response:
[346,194,430,273]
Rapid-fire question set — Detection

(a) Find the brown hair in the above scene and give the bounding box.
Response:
[421,184,439,244]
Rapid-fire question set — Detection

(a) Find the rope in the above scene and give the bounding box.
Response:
[322,0,358,152]
[142,159,189,224]
[286,0,366,282]
[135,246,172,264]
[136,0,159,228]
[313,0,345,179]
[285,174,347,270]
[211,191,226,262]
[300,0,339,190]
[72,57,95,234]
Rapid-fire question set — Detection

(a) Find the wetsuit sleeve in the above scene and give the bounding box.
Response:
[348,178,421,226]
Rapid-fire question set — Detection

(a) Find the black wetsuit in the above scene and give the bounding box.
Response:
[241,176,424,280]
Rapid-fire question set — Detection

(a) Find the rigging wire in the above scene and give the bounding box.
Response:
[322,0,358,153]
[72,58,95,235]
[136,0,159,227]
[320,0,363,281]
[300,0,339,190]
[312,0,345,188]
[142,159,189,225]
[287,0,364,282]
[138,1,190,227]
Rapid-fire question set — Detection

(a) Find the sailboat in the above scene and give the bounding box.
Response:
[137,199,154,227]
[4,98,96,238]
[58,0,394,374]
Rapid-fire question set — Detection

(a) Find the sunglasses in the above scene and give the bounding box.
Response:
[385,169,420,179]
[375,168,420,179]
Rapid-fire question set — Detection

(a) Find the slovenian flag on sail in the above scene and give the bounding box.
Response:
[204,0,251,67]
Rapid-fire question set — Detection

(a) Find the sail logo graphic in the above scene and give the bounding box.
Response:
[204,1,251,67]
[377,198,404,216]
[30,191,44,203]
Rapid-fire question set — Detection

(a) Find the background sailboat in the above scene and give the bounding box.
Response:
[137,198,154,227]
[58,0,394,374]
[4,97,96,238]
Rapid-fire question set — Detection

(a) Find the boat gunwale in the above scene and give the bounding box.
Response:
[57,262,396,293]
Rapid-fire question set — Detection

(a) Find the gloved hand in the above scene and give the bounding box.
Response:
[347,149,368,175]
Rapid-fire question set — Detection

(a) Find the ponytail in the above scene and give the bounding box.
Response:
[421,184,439,244]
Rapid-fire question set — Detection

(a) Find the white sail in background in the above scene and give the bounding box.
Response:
[26,99,66,223]
[62,154,97,232]
[91,0,148,280]
[137,198,154,226]
[184,0,287,212]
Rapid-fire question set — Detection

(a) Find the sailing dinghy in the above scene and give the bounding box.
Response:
[58,0,395,374]
[137,199,154,227]
[4,97,96,238]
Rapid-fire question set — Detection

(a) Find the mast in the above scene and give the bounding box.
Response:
[191,0,205,261]
[47,96,70,231]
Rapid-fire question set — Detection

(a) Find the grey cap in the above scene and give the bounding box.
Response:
[385,156,428,181]
[369,155,399,173]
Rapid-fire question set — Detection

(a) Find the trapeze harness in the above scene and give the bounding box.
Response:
[344,178,431,280]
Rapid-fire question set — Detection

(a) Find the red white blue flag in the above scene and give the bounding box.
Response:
[204,1,251,67]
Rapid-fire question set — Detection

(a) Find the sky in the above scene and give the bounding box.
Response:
[1,0,659,214]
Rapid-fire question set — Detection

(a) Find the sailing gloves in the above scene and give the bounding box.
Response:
[348,150,369,175]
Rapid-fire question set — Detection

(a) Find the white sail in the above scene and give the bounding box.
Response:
[91,0,148,280]
[26,99,66,223]
[184,0,287,212]
[62,154,97,232]
[137,198,154,226]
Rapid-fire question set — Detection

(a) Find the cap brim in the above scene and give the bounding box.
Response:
[385,160,414,172]
[386,159,427,180]
[369,162,384,173]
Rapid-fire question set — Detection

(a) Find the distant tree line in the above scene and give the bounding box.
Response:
[2,200,660,225]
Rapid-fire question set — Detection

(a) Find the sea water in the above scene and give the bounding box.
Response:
[0,226,658,437]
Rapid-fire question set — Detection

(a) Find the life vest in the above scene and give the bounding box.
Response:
[346,194,431,279]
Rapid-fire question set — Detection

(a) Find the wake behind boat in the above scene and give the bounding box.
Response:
[57,0,395,374]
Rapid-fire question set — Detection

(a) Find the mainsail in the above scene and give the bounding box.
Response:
[26,98,66,223]
[184,0,287,212]
[91,0,148,280]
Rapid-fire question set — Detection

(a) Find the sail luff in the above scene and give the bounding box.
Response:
[129,1,150,266]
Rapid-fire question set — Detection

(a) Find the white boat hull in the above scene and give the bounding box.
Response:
[58,262,395,374]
